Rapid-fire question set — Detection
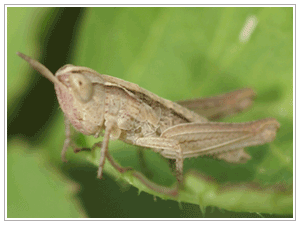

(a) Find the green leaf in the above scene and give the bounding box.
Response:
[73,7,293,215]
[7,137,86,218]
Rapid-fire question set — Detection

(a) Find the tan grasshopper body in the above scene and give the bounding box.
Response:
[17,52,280,182]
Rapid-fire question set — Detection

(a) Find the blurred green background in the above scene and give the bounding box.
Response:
[7,7,293,218]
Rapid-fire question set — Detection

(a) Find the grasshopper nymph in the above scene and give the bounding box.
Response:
[17,52,280,183]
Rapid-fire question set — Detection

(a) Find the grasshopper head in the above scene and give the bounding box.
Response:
[17,52,105,137]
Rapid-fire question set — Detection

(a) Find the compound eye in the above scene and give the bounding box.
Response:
[69,73,93,103]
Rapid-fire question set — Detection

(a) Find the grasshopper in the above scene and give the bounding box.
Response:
[17,52,280,183]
